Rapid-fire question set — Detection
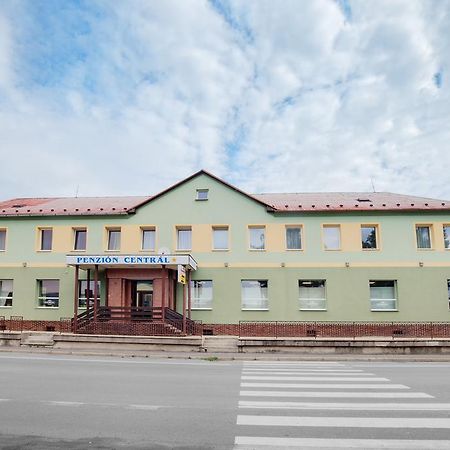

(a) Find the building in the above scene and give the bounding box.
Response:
[0,170,449,336]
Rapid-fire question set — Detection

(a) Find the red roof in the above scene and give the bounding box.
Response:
[0,196,150,216]
[0,171,448,217]
[253,192,450,212]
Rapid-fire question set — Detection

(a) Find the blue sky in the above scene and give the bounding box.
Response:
[0,0,449,199]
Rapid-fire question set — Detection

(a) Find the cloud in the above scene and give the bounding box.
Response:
[0,0,449,200]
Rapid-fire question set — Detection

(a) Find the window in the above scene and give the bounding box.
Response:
[286,226,302,250]
[196,189,209,201]
[241,280,268,310]
[369,280,397,311]
[0,229,6,251]
[177,227,192,250]
[416,225,432,249]
[141,228,156,251]
[73,228,87,251]
[107,228,121,251]
[78,280,101,308]
[0,280,13,307]
[39,228,53,251]
[249,226,265,250]
[213,226,229,250]
[444,225,450,249]
[37,280,60,308]
[361,225,378,249]
[323,225,341,250]
[299,280,326,310]
[448,280,450,310]
[191,280,213,309]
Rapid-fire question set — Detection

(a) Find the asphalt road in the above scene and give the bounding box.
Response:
[1,354,450,449]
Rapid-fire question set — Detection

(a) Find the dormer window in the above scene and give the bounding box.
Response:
[357,198,372,202]
[196,189,209,201]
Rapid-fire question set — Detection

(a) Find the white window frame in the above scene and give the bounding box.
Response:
[286,226,303,250]
[416,225,433,250]
[39,228,53,251]
[361,225,379,250]
[0,229,6,251]
[0,279,13,307]
[177,227,192,251]
[322,225,341,251]
[73,228,87,251]
[249,226,266,251]
[106,228,121,251]
[78,280,101,309]
[196,189,209,201]
[241,280,269,310]
[369,280,398,312]
[141,228,156,251]
[191,280,213,310]
[443,225,450,250]
[299,280,327,311]
[212,226,229,251]
[37,279,60,308]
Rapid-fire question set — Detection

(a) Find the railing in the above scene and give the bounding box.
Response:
[239,321,450,339]
[164,308,203,335]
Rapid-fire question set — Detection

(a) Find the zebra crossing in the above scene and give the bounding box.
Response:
[234,361,450,449]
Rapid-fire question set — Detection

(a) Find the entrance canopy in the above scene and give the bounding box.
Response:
[66,254,198,270]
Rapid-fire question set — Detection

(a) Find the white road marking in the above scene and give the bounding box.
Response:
[242,376,389,381]
[238,400,450,410]
[240,390,433,398]
[242,371,374,376]
[240,382,409,389]
[234,436,450,448]
[237,415,450,428]
[242,368,366,372]
[126,404,161,410]
[45,401,85,407]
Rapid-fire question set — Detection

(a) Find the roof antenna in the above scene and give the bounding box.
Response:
[75,184,79,198]
[370,178,376,193]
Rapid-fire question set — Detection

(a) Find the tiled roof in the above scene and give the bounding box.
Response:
[0,196,150,216]
[253,192,450,212]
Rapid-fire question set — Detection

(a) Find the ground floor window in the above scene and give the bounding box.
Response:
[299,280,326,310]
[447,280,450,310]
[369,280,397,311]
[78,280,101,308]
[37,280,60,308]
[241,280,268,310]
[0,280,13,307]
[191,280,213,310]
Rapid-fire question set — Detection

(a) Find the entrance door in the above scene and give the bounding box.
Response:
[131,281,153,320]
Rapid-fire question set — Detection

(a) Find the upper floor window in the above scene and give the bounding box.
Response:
[369,280,397,311]
[447,280,450,310]
[361,225,378,250]
[0,229,6,251]
[444,225,450,249]
[323,225,341,250]
[196,189,209,201]
[0,280,13,307]
[177,227,192,250]
[107,228,121,251]
[191,280,213,309]
[73,228,87,251]
[299,280,326,310]
[213,226,229,250]
[249,226,265,250]
[241,280,268,310]
[416,225,432,249]
[141,228,156,251]
[37,279,59,308]
[39,228,53,251]
[286,226,302,250]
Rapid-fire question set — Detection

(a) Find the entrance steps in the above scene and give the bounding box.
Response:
[202,336,239,353]
[20,332,55,347]
[78,321,183,336]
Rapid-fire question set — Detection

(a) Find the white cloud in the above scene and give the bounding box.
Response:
[0,0,449,200]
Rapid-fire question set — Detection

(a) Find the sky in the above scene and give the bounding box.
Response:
[0,0,450,200]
